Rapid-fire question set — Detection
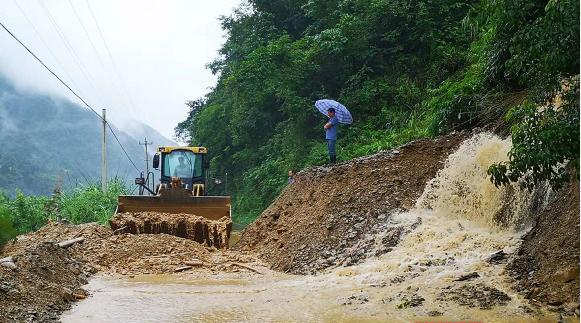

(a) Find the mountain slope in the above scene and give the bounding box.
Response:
[0,75,169,196]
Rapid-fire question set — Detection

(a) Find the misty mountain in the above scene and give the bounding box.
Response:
[123,121,177,149]
[0,75,173,196]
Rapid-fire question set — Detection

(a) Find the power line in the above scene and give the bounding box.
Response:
[36,0,108,110]
[68,0,132,115]
[12,0,83,100]
[0,18,141,173]
[85,0,140,116]
[67,0,106,70]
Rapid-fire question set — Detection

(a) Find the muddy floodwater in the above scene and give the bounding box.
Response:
[61,267,567,323]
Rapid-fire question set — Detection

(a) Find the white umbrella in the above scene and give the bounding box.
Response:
[315,99,353,124]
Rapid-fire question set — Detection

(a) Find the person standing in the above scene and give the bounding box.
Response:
[287,170,295,184]
[324,107,338,164]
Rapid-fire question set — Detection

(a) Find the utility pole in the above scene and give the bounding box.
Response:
[101,109,107,192]
[225,172,228,194]
[139,137,153,175]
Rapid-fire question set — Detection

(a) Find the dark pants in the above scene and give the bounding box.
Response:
[327,139,336,163]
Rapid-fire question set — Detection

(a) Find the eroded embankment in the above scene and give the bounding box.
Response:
[508,179,580,309]
[237,132,468,274]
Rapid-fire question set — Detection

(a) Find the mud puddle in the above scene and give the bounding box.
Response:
[61,265,566,323]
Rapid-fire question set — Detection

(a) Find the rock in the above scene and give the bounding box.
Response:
[525,287,541,299]
[184,260,204,267]
[439,283,511,309]
[454,272,480,282]
[548,300,564,306]
[341,293,369,305]
[397,294,424,308]
[174,266,193,272]
[0,281,14,293]
[0,261,17,269]
[487,250,507,264]
[553,267,580,283]
[61,288,74,302]
[427,310,443,316]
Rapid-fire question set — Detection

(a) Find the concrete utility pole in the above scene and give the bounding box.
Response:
[139,137,153,175]
[101,109,107,192]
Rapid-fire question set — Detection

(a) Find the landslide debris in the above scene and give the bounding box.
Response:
[508,179,580,312]
[0,221,262,322]
[109,212,232,249]
[237,132,468,274]
[0,242,94,323]
[4,222,259,275]
[439,283,511,309]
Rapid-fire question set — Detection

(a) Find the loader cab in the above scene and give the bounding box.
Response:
[153,146,208,194]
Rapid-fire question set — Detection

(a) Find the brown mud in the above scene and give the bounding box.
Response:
[109,212,232,249]
[0,242,94,322]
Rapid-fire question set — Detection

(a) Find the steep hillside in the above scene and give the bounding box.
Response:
[508,179,580,307]
[237,132,579,318]
[0,76,170,195]
[176,0,579,225]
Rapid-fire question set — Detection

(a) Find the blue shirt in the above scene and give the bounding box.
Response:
[325,116,338,140]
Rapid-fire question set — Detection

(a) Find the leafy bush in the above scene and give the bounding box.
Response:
[0,179,130,243]
[60,180,129,224]
[0,199,17,246]
[489,85,580,190]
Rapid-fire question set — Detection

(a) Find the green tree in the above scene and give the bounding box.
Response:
[485,0,580,189]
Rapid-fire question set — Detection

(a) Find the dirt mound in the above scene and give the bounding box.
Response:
[508,179,580,312]
[2,222,111,256]
[0,221,263,321]
[5,222,258,276]
[79,233,213,275]
[237,132,468,274]
[0,243,94,323]
[109,212,232,249]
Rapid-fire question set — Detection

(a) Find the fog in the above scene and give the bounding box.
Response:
[0,0,240,141]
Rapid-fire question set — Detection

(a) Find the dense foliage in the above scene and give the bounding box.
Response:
[176,0,579,224]
[0,180,129,246]
[484,0,579,190]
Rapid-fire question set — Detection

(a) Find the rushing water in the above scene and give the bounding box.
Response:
[62,133,568,323]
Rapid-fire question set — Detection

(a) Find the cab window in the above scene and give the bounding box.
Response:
[162,150,202,179]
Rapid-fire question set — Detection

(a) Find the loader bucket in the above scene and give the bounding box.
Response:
[113,192,232,248]
[116,195,231,221]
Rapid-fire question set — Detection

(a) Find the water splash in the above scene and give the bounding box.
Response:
[416,132,546,228]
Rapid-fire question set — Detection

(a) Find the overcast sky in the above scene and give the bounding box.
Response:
[0,0,241,141]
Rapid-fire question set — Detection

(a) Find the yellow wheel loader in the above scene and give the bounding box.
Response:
[111,146,232,248]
